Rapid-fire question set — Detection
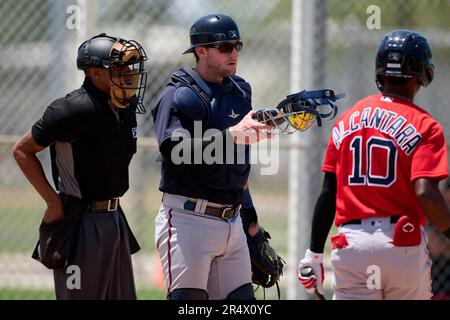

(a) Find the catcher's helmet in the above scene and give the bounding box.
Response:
[76,33,148,113]
[183,13,241,54]
[375,29,434,90]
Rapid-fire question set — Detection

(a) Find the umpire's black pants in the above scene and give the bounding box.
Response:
[53,208,136,300]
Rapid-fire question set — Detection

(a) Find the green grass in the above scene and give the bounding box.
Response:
[137,288,166,300]
[0,286,330,300]
[0,205,158,254]
[0,288,166,300]
[0,288,56,300]
[0,206,42,253]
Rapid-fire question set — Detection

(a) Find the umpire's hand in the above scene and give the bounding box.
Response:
[229,110,273,144]
[43,195,64,223]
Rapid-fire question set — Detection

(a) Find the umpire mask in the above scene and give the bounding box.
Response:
[109,39,148,113]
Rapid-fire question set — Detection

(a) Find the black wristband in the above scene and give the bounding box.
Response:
[444,227,450,239]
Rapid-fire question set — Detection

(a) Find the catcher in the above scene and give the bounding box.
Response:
[152,13,287,300]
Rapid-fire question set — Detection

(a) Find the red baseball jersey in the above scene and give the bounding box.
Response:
[323,94,448,226]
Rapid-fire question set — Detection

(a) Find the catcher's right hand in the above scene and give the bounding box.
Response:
[297,249,324,295]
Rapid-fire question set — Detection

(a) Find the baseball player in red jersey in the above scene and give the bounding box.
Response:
[297,29,450,300]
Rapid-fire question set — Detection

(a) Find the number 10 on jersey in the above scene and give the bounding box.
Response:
[349,136,397,187]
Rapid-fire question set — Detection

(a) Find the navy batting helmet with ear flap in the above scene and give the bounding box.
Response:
[183,13,241,54]
[375,29,434,90]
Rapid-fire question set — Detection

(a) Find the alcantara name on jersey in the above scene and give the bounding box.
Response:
[332,106,422,155]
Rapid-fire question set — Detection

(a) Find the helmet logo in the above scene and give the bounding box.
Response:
[388,52,402,62]
[229,30,238,38]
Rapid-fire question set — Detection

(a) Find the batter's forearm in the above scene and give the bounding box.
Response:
[310,172,337,253]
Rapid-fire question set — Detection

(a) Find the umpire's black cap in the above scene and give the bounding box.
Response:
[76,33,118,69]
[183,13,240,54]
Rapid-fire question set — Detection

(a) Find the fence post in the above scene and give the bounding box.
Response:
[288,0,327,300]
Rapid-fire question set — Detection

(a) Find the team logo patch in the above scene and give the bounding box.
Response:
[228,109,240,119]
[402,222,415,233]
[229,30,238,38]
[132,127,138,138]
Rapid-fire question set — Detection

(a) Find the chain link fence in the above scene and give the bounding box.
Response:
[0,0,449,300]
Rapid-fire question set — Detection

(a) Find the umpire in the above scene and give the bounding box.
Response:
[12,33,147,299]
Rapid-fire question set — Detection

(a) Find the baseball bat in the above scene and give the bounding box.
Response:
[300,267,326,300]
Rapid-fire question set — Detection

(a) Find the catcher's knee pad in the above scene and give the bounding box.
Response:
[167,288,208,300]
[226,283,255,300]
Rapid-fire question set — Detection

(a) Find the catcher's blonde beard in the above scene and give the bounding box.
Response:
[204,53,237,82]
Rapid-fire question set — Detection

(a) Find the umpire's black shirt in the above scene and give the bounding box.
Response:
[32,78,138,201]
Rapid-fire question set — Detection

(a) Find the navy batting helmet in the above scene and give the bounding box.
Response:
[375,29,434,90]
[183,13,241,54]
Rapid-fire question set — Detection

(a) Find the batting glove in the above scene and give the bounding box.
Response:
[297,249,324,295]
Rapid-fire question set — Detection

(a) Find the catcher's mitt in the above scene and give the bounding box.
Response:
[247,227,285,291]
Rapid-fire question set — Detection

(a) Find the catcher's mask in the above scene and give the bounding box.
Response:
[77,33,148,113]
[109,39,148,113]
[254,89,345,134]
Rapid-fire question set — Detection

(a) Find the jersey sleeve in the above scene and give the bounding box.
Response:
[31,99,85,147]
[152,86,193,146]
[322,133,338,173]
[410,120,448,181]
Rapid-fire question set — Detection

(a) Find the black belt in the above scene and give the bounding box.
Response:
[59,193,119,213]
[341,215,400,226]
[183,200,240,221]
[90,198,120,212]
